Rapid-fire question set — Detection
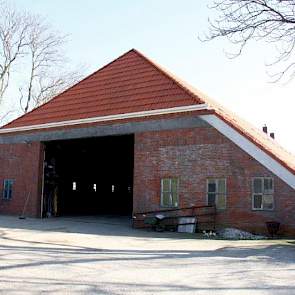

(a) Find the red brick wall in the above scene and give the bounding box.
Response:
[133,127,295,235]
[1,124,294,236]
[0,142,44,217]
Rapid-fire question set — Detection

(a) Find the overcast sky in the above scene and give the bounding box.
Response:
[9,0,295,154]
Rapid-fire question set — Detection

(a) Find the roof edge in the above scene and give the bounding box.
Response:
[201,114,295,188]
[0,103,210,134]
[214,112,295,176]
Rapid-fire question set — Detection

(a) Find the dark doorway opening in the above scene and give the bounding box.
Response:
[42,135,134,217]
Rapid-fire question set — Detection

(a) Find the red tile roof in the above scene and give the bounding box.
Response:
[1,48,295,176]
[2,49,204,129]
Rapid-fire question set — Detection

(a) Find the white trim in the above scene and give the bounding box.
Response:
[0,104,209,134]
[200,114,295,190]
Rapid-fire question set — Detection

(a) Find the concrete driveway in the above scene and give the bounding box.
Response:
[0,215,294,295]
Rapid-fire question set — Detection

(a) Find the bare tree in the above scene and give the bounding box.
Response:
[18,16,82,113]
[0,1,30,102]
[0,0,82,121]
[204,0,295,81]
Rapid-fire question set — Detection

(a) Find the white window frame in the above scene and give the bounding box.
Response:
[160,178,179,208]
[206,178,227,210]
[252,177,274,211]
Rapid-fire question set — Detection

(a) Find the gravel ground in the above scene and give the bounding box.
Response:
[0,215,294,295]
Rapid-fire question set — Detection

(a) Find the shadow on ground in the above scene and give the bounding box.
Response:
[0,276,295,295]
[0,240,294,294]
[0,215,204,239]
[0,216,294,294]
[0,235,294,271]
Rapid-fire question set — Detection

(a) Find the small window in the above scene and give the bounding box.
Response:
[161,178,179,208]
[3,179,14,200]
[252,177,274,210]
[207,178,226,209]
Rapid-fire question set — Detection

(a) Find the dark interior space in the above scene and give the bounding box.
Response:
[43,135,134,217]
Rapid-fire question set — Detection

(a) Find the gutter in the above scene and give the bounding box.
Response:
[0,103,209,134]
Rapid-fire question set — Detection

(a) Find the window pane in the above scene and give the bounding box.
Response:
[218,179,226,194]
[253,194,262,209]
[208,182,216,193]
[162,179,170,192]
[162,192,171,207]
[171,179,178,193]
[171,192,178,207]
[263,195,274,210]
[253,178,263,193]
[217,194,226,209]
[208,193,216,206]
[264,178,274,194]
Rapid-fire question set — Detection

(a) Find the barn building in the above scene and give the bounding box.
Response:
[0,49,294,235]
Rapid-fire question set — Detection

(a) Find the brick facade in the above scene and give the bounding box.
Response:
[0,124,294,235]
[0,142,44,217]
[133,126,295,235]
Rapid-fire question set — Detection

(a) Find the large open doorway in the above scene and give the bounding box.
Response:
[42,135,134,217]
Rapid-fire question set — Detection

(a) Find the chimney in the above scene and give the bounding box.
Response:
[262,125,268,134]
[270,132,275,139]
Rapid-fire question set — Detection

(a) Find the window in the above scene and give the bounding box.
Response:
[161,178,179,208]
[72,182,77,191]
[3,179,14,200]
[252,177,274,210]
[207,178,226,209]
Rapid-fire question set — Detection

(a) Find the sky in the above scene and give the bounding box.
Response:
[4,0,295,154]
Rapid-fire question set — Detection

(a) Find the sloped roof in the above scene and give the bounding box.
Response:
[2,49,205,129]
[1,48,295,176]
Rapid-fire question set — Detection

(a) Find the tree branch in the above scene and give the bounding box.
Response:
[202,0,295,81]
